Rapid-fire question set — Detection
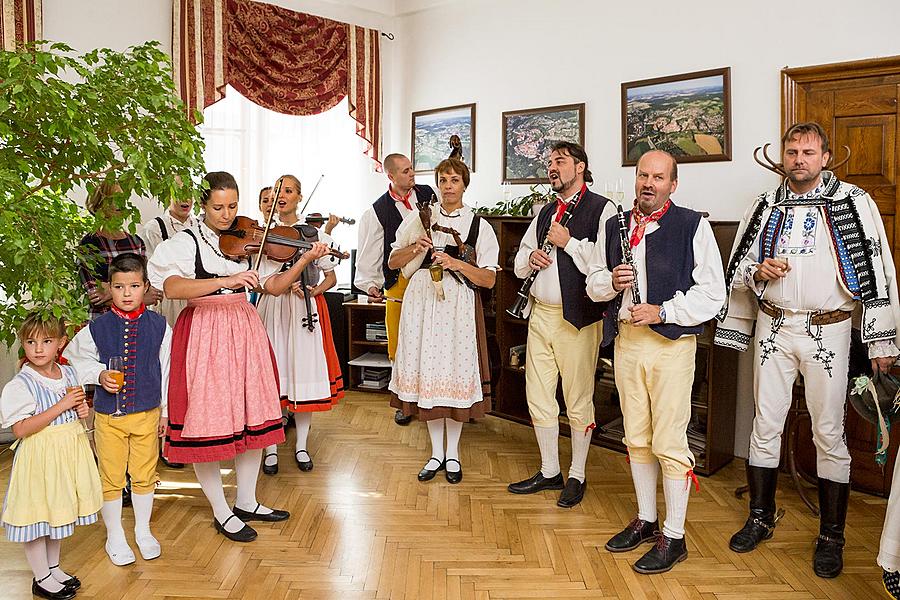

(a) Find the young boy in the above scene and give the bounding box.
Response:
[64,253,172,566]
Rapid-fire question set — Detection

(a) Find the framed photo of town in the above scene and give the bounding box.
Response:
[411,103,476,173]
[621,67,731,166]
[502,103,585,184]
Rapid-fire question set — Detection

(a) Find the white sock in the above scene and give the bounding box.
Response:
[131,491,155,537]
[631,461,660,523]
[45,538,71,584]
[264,444,278,467]
[534,424,560,478]
[194,461,244,534]
[444,419,463,473]
[662,476,691,540]
[425,418,446,469]
[101,497,128,546]
[234,448,273,515]
[25,538,64,593]
[294,412,312,460]
[568,428,592,483]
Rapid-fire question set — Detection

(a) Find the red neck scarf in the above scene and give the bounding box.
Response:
[388,185,413,210]
[111,304,146,320]
[630,199,671,248]
[554,184,588,222]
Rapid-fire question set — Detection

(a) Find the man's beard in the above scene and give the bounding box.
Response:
[551,173,575,193]
[788,167,819,185]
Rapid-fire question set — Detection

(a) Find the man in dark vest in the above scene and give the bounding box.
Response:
[586,150,725,574]
[507,141,615,508]
[355,153,436,425]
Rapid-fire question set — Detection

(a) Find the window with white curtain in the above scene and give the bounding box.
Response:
[200,85,374,284]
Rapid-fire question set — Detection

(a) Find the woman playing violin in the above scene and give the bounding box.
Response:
[147,171,329,543]
[256,175,343,476]
[387,158,499,484]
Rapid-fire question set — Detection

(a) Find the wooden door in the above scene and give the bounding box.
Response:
[783,56,900,496]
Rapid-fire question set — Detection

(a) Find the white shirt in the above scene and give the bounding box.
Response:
[391,204,500,271]
[139,213,198,258]
[0,364,68,429]
[354,186,424,292]
[586,213,726,328]
[63,316,173,417]
[513,192,617,305]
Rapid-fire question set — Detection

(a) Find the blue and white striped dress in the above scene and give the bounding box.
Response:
[1,364,100,542]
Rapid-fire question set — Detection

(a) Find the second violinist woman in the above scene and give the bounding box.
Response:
[257,175,343,475]
[147,171,329,543]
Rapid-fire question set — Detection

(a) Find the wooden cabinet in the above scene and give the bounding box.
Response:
[344,300,390,394]
[483,216,740,476]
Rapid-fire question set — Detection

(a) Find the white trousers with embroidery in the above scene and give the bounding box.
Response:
[749,310,851,483]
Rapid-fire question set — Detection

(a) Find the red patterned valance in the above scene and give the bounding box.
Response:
[173,0,382,168]
[1,0,41,51]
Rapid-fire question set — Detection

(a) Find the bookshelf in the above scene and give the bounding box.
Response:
[344,300,391,394]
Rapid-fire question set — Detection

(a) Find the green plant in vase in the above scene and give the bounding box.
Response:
[476,184,555,216]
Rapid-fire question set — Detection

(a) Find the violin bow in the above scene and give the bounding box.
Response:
[254,176,285,272]
[298,173,325,217]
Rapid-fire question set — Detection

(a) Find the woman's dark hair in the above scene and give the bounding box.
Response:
[109,252,148,282]
[201,171,239,205]
[258,186,272,202]
[550,141,593,184]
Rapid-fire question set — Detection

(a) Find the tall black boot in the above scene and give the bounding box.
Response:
[813,478,849,578]
[729,463,779,553]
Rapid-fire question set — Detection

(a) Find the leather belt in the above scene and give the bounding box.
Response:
[759,300,851,326]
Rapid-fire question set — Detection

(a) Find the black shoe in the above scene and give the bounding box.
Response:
[160,454,185,469]
[557,478,586,508]
[232,502,290,522]
[213,515,258,542]
[31,575,76,600]
[632,533,688,574]
[418,457,445,481]
[605,517,659,552]
[48,565,80,590]
[394,409,413,426]
[884,569,900,599]
[507,471,564,495]
[295,450,313,472]
[122,477,132,508]
[262,452,279,476]
[729,463,780,553]
[445,459,462,484]
[813,478,849,578]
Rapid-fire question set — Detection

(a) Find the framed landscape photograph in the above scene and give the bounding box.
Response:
[621,67,731,166]
[502,103,585,184]
[411,103,475,173]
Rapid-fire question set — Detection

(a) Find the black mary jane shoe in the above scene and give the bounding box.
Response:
[262,452,279,476]
[605,517,659,552]
[418,458,445,482]
[213,514,258,542]
[445,459,463,484]
[394,409,413,426]
[632,533,688,575]
[48,565,80,590]
[31,574,76,600]
[507,471,564,495]
[232,502,290,522]
[557,477,586,508]
[160,452,185,469]
[295,450,314,472]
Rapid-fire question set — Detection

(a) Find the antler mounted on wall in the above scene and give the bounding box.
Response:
[752,143,852,178]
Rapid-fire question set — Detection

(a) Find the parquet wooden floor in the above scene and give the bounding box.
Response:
[0,391,892,599]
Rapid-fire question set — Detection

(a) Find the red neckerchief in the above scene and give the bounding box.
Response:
[110,304,146,320]
[630,199,671,248]
[388,185,413,211]
[554,184,588,222]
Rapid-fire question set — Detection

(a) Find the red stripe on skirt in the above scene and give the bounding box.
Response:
[283,295,345,413]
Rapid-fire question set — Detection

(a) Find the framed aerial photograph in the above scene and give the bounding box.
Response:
[621,67,731,166]
[411,103,475,173]
[502,103,584,184]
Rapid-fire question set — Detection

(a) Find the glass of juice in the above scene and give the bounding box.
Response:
[108,356,126,417]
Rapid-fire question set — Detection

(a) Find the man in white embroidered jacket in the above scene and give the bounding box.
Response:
[716,121,900,579]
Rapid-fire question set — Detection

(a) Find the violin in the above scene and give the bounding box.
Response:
[305,213,356,226]
[218,216,350,262]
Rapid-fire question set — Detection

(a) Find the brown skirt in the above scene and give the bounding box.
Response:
[390,290,493,422]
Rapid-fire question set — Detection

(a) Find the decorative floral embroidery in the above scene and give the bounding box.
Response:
[806,318,836,377]
[758,312,784,365]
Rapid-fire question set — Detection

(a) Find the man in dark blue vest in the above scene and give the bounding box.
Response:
[355,153,436,425]
[507,142,615,509]
[586,150,725,574]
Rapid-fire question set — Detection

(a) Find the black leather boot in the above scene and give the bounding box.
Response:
[813,478,849,578]
[729,463,779,553]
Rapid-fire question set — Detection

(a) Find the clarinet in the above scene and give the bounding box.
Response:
[616,204,641,305]
[507,188,584,319]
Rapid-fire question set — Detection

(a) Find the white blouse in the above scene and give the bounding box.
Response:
[139,213,198,258]
[0,364,67,429]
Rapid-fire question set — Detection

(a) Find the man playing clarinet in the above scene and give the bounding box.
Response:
[507,141,615,508]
